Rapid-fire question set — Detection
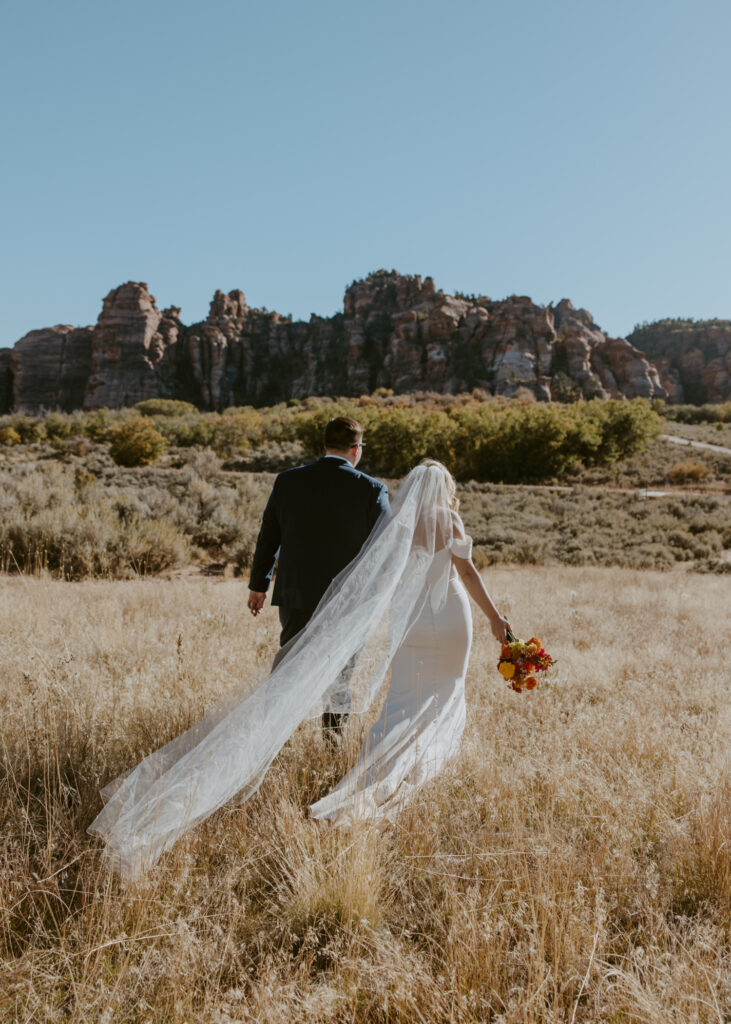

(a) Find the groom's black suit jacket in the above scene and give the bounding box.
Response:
[249,456,390,612]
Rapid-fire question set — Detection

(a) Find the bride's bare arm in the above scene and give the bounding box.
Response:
[451,514,510,643]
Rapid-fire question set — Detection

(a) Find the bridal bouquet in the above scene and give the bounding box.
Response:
[497,630,553,693]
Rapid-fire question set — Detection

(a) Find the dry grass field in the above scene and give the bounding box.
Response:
[1,567,729,1023]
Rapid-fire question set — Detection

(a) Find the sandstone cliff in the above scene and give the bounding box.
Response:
[0,349,13,413]
[11,325,94,413]
[83,282,189,409]
[628,319,731,404]
[0,271,675,413]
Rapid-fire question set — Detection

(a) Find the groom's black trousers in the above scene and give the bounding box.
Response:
[275,606,347,739]
[277,606,313,648]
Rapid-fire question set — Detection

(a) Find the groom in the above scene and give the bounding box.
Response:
[248,416,390,738]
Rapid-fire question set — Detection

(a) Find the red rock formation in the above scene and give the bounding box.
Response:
[83,283,177,409]
[628,320,731,404]
[0,349,13,414]
[11,325,93,412]
[185,290,248,408]
[552,299,665,399]
[0,271,680,412]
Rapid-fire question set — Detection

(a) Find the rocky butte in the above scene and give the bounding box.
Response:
[627,318,731,405]
[1,270,726,413]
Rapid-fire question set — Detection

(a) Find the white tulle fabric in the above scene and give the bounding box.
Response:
[309,565,472,825]
[88,465,463,880]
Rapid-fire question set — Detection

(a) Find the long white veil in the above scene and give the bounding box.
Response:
[88,465,455,880]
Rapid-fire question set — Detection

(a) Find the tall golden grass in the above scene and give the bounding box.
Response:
[1,567,729,1022]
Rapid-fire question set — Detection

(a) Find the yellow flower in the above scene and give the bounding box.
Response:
[498,661,515,679]
[527,643,538,655]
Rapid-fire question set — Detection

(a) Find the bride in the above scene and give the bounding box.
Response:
[88,460,511,879]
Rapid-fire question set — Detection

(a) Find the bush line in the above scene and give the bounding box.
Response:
[0,395,668,481]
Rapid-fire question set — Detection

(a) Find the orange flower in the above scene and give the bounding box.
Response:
[525,676,538,690]
[528,637,541,648]
[501,644,512,659]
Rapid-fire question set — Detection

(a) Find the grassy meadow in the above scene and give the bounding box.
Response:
[1,567,729,1023]
[1,397,730,1021]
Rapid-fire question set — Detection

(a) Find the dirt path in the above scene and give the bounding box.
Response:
[507,482,726,500]
[661,433,731,455]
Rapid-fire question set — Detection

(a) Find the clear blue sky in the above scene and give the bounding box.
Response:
[2,0,729,347]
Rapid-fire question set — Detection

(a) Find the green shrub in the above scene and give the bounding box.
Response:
[668,461,712,484]
[153,415,220,449]
[135,399,198,417]
[665,402,731,424]
[450,403,582,481]
[366,407,459,477]
[0,426,21,446]
[208,412,259,456]
[550,372,582,403]
[293,401,362,456]
[288,397,663,482]
[43,412,84,443]
[8,416,46,443]
[109,418,167,467]
[83,408,117,442]
[587,399,663,463]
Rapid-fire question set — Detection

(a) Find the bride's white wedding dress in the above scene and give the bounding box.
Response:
[88,466,476,879]
[310,537,472,825]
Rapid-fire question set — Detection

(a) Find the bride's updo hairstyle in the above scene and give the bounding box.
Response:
[419,459,459,511]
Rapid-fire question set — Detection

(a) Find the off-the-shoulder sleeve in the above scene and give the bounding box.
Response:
[448,510,473,559]
[449,535,473,559]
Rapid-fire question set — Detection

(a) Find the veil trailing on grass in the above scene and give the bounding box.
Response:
[88,465,458,880]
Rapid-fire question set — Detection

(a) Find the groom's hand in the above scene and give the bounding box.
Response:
[248,591,266,617]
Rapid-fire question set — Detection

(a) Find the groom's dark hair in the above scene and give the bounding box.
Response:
[324,416,363,452]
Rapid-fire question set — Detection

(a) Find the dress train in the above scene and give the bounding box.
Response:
[310,566,472,825]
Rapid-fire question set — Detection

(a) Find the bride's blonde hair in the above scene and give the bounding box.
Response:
[419,459,459,511]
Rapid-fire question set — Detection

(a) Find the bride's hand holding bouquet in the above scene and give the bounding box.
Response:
[490,614,512,645]
[497,630,554,693]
